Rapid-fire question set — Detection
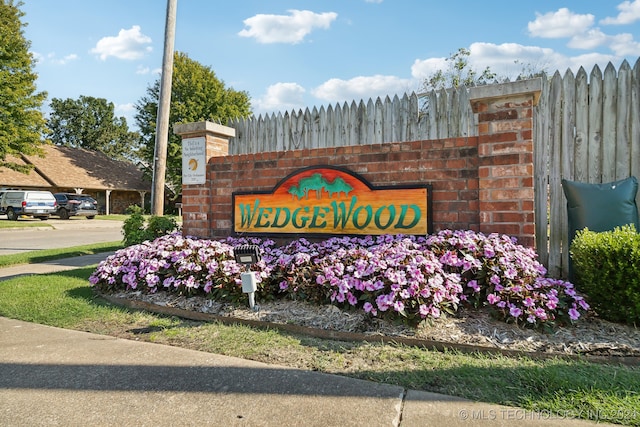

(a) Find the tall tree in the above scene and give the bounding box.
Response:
[0,0,48,172]
[47,96,140,161]
[135,51,252,193]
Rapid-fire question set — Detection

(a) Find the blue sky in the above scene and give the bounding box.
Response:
[20,1,640,129]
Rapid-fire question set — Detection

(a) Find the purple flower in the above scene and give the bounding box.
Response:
[578,299,590,311]
[534,307,547,319]
[347,293,358,306]
[568,308,581,320]
[484,246,495,258]
[509,306,523,318]
[467,280,480,293]
[487,293,501,304]
[430,306,441,318]
[393,300,405,312]
[363,302,377,316]
[419,304,430,317]
[90,229,590,329]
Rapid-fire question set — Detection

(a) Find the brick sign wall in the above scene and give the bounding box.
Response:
[176,80,541,248]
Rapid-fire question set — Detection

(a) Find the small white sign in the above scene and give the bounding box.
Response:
[182,137,206,185]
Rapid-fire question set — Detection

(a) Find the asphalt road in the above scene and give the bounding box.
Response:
[0,216,123,256]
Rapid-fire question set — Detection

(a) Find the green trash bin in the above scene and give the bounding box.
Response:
[561,176,639,279]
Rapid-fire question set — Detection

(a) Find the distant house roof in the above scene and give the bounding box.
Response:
[0,154,52,188]
[1,145,151,192]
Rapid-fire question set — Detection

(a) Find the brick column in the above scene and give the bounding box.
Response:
[174,121,235,238]
[469,79,541,248]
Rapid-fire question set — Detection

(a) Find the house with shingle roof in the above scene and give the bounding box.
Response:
[0,145,152,214]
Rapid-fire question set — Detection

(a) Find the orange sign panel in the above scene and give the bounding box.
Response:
[233,166,432,236]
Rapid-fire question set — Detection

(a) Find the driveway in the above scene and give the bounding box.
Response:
[0,216,123,256]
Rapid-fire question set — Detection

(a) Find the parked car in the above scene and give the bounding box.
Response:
[53,193,99,220]
[0,190,58,220]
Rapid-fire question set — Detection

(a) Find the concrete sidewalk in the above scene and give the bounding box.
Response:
[0,317,615,427]
[0,255,616,426]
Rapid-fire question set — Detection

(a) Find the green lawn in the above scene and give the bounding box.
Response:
[0,218,54,229]
[0,262,638,426]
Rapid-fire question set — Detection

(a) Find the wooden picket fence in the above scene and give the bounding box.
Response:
[227,89,477,154]
[227,58,640,279]
[535,58,640,278]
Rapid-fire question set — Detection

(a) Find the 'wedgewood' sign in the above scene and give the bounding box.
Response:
[233,166,432,236]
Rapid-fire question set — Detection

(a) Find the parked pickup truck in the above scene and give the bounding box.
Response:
[0,190,58,220]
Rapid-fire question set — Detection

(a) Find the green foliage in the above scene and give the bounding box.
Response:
[122,205,179,246]
[134,51,252,194]
[419,48,546,114]
[0,0,48,172]
[421,48,499,92]
[146,215,179,240]
[122,206,147,246]
[570,225,640,324]
[47,95,140,161]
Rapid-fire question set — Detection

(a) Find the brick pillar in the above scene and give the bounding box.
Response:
[174,121,235,239]
[469,79,541,248]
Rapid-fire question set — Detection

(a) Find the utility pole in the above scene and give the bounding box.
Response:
[151,0,177,215]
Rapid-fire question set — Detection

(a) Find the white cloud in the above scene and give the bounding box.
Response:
[468,42,560,75]
[528,8,594,38]
[253,82,306,114]
[51,53,78,65]
[136,65,151,75]
[466,42,627,78]
[410,57,448,80]
[238,10,337,44]
[568,30,640,57]
[524,7,640,65]
[115,103,136,114]
[563,52,620,73]
[608,32,640,56]
[90,25,152,60]
[411,43,560,82]
[410,42,628,83]
[567,28,609,50]
[31,52,78,65]
[364,0,383,3]
[601,0,640,25]
[312,75,413,103]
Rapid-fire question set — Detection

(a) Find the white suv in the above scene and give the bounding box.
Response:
[0,190,58,220]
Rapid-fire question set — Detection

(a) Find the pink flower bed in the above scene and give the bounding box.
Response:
[90,230,589,328]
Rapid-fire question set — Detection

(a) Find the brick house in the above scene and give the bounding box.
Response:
[0,145,151,214]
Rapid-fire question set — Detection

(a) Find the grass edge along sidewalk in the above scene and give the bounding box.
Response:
[0,259,638,426]
[0,242,123,268]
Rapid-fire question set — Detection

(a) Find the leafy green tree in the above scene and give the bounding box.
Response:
[47,96,140,161]
[0,0,48,172]
[135,51,252,193]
